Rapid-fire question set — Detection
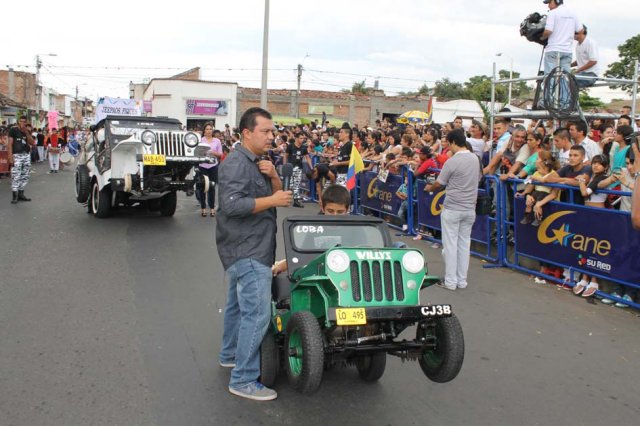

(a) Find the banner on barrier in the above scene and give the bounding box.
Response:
[360,171,404,214]
[415,180,489,243]
[515,200,640,283]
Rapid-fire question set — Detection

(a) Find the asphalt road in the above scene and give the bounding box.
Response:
[1,162,639,426]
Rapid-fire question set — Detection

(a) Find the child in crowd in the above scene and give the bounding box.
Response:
[572,155,610,297]
[519,151,561,226]
[396,175,409,232]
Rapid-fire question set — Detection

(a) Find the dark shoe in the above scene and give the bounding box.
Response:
[11,191,18,204]
[17,191,31,202]
[531,218,540,227]
[520,214,532,225]
[293,200,304,208]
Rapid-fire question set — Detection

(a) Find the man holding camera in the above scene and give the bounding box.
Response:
[540,0,583,74]
[7,117,36,204]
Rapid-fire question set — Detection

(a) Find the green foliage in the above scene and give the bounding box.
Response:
[351,80,367,94]
[604,34,640,93]
[497,69,532,99]
[578,92,605,110]
[398,83,430,97]
[433,78,467,100]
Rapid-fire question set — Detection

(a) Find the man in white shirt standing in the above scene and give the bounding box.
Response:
[572,25,599,88]
[540,0,583,74]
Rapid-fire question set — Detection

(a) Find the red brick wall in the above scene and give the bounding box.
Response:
[0,70,36,108]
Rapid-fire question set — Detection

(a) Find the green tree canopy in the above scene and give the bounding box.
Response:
[350,80,367,94]
[433,78,467,100]
[578,92,605,110]
[604,34,640,94]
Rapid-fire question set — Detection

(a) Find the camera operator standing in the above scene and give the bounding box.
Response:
[540,0,583,74]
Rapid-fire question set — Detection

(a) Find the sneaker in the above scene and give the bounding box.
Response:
[601,292,619,305]
[531,219,540,227]
[228,381,277,401]
[573,280,588,295]
[437,281,456,291]
[582,282,599,298]
[402,224,408,231]
[615,294,634,308]
[430,242,441,249]
[219,360,236,368]
[534,277,547,284]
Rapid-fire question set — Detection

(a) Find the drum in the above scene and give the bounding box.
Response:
[60,152,74,165]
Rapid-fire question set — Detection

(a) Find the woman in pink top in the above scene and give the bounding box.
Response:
[197,122,223,217]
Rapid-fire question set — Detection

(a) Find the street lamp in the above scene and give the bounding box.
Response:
[35,53,57,126]
[496,53,513,105]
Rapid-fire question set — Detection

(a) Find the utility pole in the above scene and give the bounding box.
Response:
[34,53,56,127]
[295,64,302,118]
[260,0,270,109]
[35,55,41,126]
[75,85,79,126]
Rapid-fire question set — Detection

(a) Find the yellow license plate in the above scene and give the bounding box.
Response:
[336,308,367,326]
[143,154,166,166]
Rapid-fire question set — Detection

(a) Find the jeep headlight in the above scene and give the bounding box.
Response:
[184,132,199,148]
[327,250,350,274]
[402,251,424,274]
[141,130,156,146]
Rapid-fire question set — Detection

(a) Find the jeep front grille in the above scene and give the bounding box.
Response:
[349,260,405,302]
[155,132,186,157]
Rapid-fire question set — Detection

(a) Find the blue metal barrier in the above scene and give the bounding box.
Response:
[356,167,411,232]
[414,174,503,264]
[502,178,640,310]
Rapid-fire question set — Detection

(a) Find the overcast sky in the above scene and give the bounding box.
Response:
[4,0,639,103]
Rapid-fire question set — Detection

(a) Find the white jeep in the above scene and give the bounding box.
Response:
[75,115,213,218]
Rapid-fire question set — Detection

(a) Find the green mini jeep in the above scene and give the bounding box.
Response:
[260,215,464,393]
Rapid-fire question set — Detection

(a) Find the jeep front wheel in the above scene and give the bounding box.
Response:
[160,192,177,216]
[356,352,386,382]
[417,315,464,383]
[285,311,324,394]
[91,181,111,218]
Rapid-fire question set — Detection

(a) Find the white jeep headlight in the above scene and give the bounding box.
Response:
[184,132,199,148]
[141,130,156,146]
[402,251,424,274]
[327,250,350,274]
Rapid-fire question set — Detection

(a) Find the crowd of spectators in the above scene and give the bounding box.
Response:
[188,107,638,307]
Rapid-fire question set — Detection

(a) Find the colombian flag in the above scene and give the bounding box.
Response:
[346,144,365,190]
[426,95,433,125]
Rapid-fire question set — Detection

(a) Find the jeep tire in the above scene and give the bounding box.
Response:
[285,311,324,394]
[259,330,279,388]
[90,181,112,218]
[417,314,464,383]
[356,352,387,382]
[75,165,91,203]
[160,191,177,216]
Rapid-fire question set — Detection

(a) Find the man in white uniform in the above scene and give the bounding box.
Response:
[540,0,583,74]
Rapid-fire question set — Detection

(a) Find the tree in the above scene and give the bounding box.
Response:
[498,69,532,99]
[433,78,467,100]
[397,84,430,97]
[350,80,367,95]
[604,34,640,94]
[578,93,605,110]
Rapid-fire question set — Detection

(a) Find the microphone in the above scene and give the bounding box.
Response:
[281,163,294,192]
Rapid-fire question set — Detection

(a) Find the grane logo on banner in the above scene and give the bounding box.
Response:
[360,171,404,214]
[415,180,489,243]
[515,200,640,283]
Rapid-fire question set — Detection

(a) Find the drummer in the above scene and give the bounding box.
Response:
[45,128,61,174]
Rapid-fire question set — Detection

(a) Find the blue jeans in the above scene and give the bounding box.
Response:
[575,71,597,88]
[543,51,572,75]
[219,258,272,387]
